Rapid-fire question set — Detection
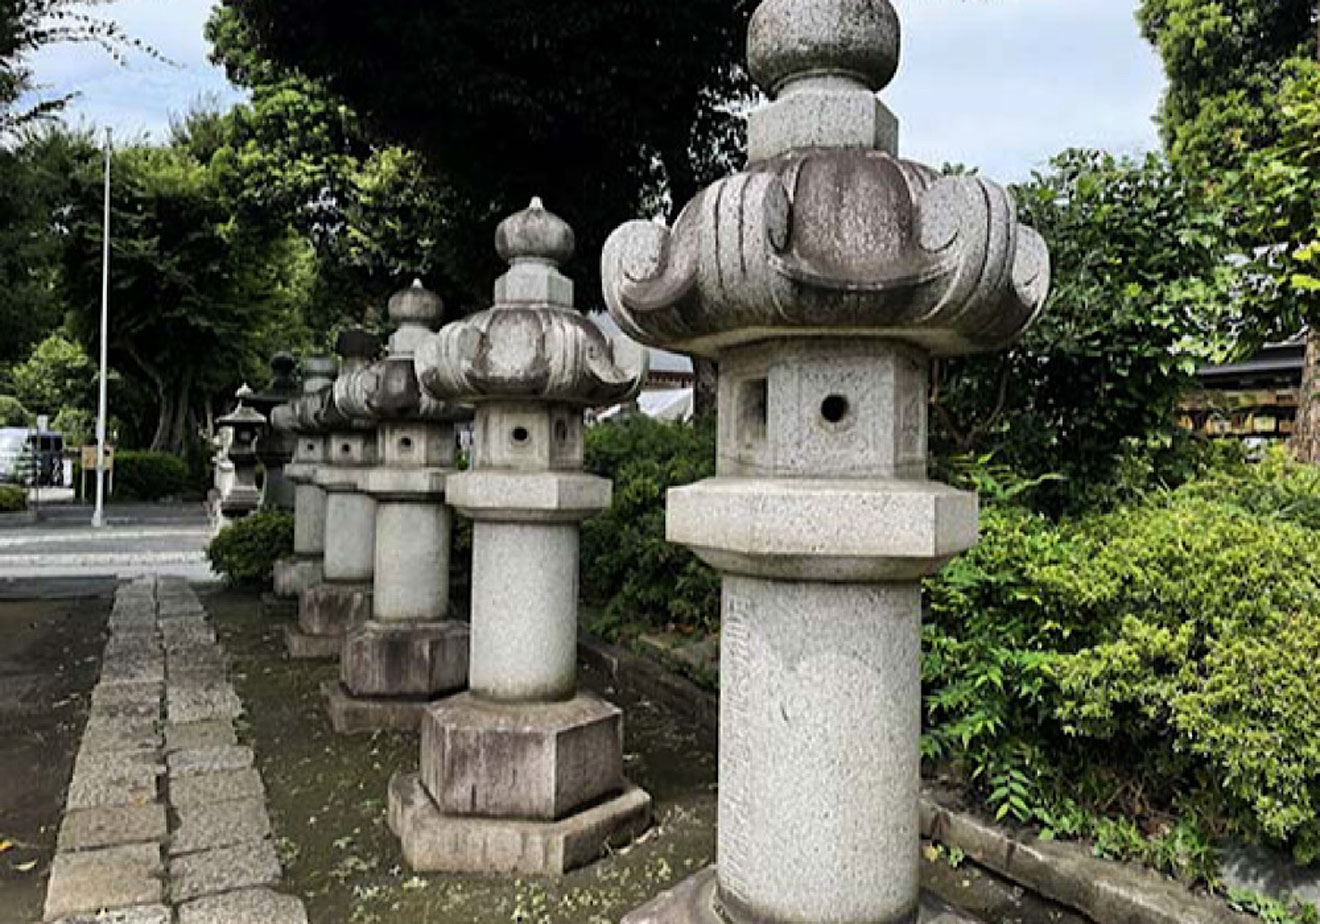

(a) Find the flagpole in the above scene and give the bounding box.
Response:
[92,127,111,529]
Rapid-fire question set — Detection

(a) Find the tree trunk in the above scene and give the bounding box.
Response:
[150,385,174,452]
[1292,8,1320,461]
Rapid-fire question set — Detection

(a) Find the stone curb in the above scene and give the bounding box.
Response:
[577,633,1250,924]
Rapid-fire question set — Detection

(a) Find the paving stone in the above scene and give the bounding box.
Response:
[169,768,266,807]
[91,682,162,708]
[99,659,165,685]
[165,720,237,753]
[160,623,215,645]
[43,842,164,920]
[166,684,243,724]
[166,664,228,686]
[50,905,172,924]
[178,888,307,924]
[168,745,254,777]
[58,804,168,852]
[68,752,162,809]
[87,699,160,722]
[169,840,281,903]
[170,798,272,856]
[80,717,162,754]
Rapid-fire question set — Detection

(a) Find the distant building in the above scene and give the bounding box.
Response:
[1180,339,1304,442]
[591,313,695,423]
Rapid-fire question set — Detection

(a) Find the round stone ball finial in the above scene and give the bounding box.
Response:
[748,0,900,96]
[388,279,444,327]
[495,197,575,268]
[235,383,254,401]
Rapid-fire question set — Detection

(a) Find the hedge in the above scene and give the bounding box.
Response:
[206,511,294,588]
[0,484,27,512]
[113,450,192,501]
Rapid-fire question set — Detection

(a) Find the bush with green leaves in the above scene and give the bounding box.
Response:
[580,415,719,637]
[0,484,27,512]
[112,450,192,501]
[924,452,1320,873]
[206,510,294,588]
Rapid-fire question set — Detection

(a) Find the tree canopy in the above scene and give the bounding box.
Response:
[207,0,753,305]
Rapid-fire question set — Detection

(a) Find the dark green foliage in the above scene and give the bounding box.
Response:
[931,151,1226,515]
[112,451,191,501]
[0,395,29,427]
[924,452,1320,870]
[0,484,26,512]
[206,510,294,588]
[581,416,719,637]
[208,0,752,304]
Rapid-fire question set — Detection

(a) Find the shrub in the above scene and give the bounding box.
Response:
[206,511,294,588]
[113,450,192,501]
[0,484,27,512]
[924,454,1320,869]
[581,415,719,636]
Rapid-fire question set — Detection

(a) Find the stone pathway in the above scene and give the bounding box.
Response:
[42,575,306,923]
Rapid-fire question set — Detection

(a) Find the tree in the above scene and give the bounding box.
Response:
[10,331,98,417]
[930,151,1226,515]
[59,129,315,453]
[1139,0,1320,459]
[0,127,97,366]
[207,0,752,309]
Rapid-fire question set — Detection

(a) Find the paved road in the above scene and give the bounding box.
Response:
[0,503,216,582]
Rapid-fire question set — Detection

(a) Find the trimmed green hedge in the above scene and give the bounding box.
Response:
[0,484,27,512]
[924,450,1320,872]
[113,450,191,501]
[581,415,719,637]
[206,511,294,588]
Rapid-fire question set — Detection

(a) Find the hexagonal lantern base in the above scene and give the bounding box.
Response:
[389,772,652,877]
[420,692,625,822]
[298,581,373,637]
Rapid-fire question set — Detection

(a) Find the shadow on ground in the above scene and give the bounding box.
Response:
[205,587,717,924]
[0,577,114,921]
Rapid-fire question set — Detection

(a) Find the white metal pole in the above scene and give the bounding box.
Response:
[92,128,111,528]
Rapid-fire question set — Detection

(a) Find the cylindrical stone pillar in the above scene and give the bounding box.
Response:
[602,0,1050,918]
[293,481,327,559]
[718,578,921,923]
[469,521,578,702]
[373,500,450,622]
[321,489,376,582]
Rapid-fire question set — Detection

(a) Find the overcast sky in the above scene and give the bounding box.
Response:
[19,0,1167,181]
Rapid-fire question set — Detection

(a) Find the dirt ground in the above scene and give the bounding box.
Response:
[205,586,1088,924]
[0,577,115,922]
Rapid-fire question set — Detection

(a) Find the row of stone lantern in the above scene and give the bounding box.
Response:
[256,0,1051,912]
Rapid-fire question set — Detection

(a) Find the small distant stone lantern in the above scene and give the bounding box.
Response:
[249,352,302,512]
[287,331,382,660]
[215,384,266,529]
[272,356,339,603]
[603,0,1050,920]
[392,199,652,876]
[325,281,472,733]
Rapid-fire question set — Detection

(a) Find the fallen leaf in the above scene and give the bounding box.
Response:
[0,841,12,853]
[15,860,37,872]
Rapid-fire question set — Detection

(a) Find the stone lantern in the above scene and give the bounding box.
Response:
[214,385,266,530]
[271,356,339,604]
[287,331,382,660]
[248,352,302,512]
[602,0,1050,920]
[325,281,472,733]
[391,199,652,876]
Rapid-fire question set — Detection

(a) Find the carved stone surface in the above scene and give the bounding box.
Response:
[605,0,1048,921]
[416,200,646,408]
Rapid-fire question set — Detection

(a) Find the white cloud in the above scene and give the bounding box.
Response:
[19,0,244,142]
[18,0,1168,178]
